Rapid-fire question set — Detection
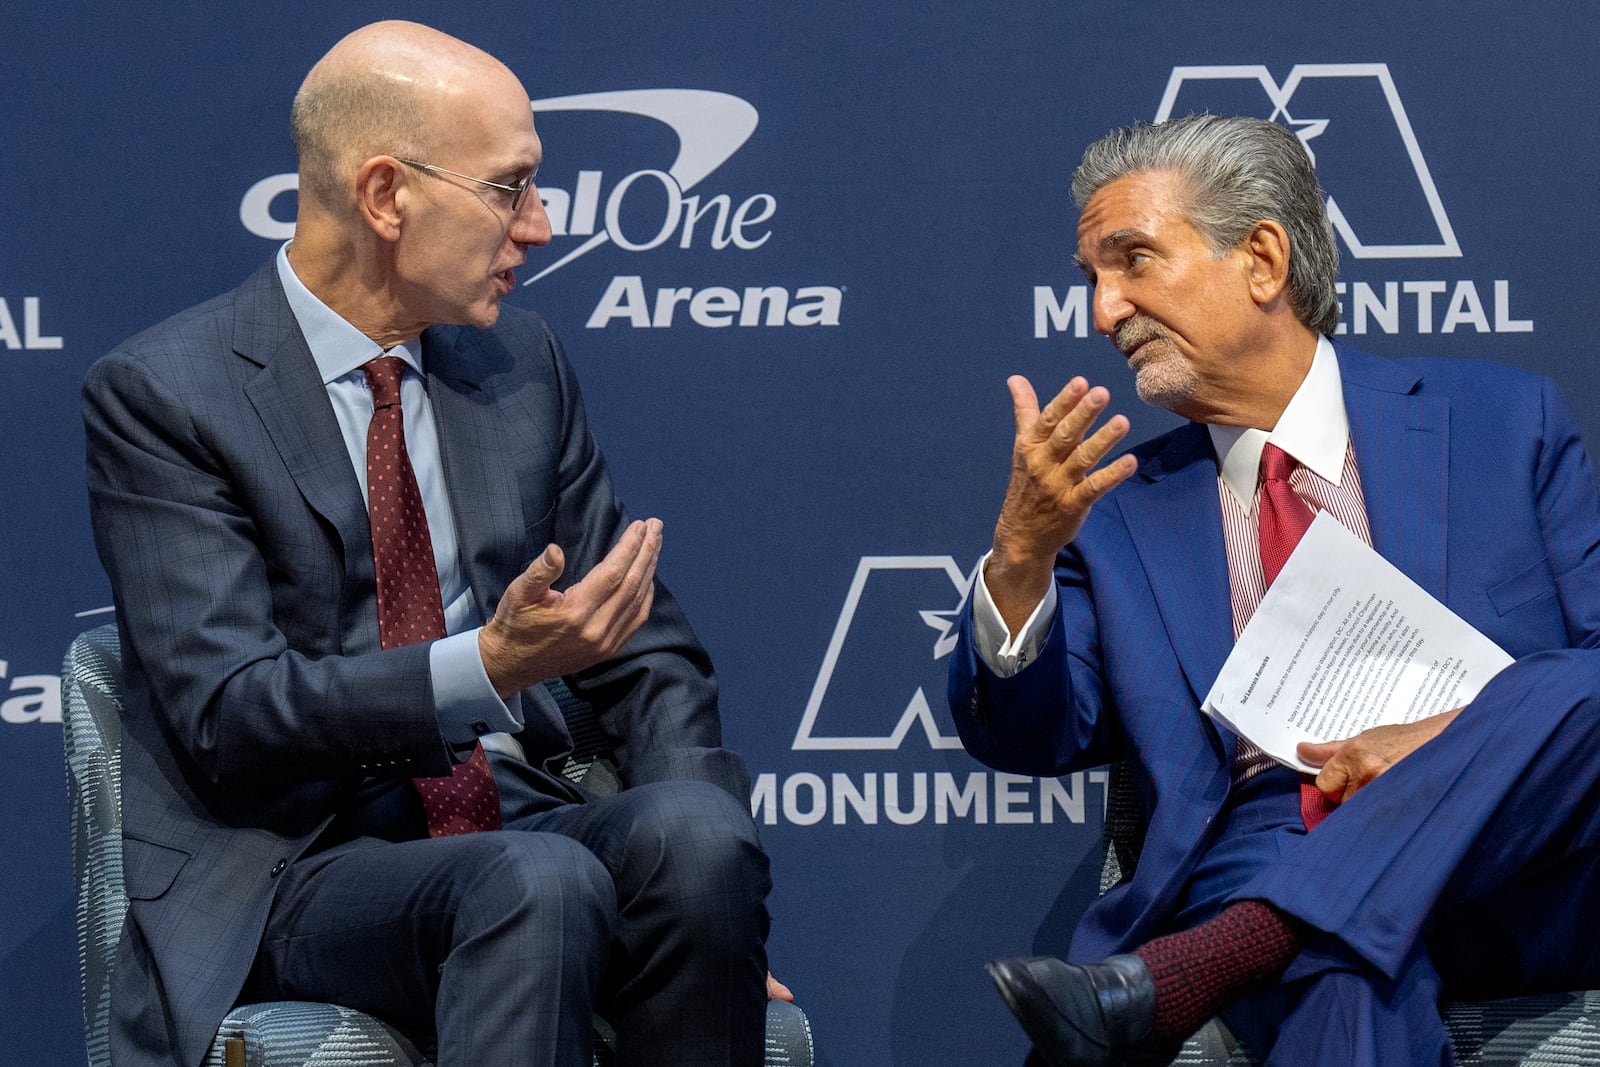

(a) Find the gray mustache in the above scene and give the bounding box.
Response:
[1114,317,1168,356]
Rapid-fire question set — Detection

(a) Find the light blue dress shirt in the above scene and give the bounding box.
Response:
[275,244,523,750]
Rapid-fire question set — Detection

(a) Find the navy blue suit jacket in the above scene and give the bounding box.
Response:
[82,261,749,1067]
[949,343,1600,964]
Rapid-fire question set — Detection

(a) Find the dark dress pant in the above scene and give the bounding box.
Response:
[242,759,771,1067]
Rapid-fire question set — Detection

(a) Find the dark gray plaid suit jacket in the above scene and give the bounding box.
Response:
[82,260,749,1067]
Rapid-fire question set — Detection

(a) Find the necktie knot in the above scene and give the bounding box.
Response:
[363,355,406,411]
[1256,441,1314,589]
[1260,442,1296,484]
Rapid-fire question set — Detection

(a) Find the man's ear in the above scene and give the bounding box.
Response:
[354,156,405,242]
[1243,219,1292,309]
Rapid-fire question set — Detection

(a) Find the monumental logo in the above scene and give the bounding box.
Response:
[1035,63,1533,339]
[241,89,842,331]
[750,556,1107,829]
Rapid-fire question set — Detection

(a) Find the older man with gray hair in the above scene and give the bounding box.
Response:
[950,114,1600,1065]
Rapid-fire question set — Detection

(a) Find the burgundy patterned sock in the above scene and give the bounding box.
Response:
[1134,900,1308,1046]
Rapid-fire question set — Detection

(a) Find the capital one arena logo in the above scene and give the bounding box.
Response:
[242,89,841,330]
[1035,62,1534,339]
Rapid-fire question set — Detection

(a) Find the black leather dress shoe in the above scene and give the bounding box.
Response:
[986,954,1160,1067]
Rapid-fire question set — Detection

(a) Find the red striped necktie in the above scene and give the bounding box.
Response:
[1257,442,1337,830]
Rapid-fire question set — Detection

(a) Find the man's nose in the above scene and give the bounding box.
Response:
[511,186,553,247]
[1092,281,1134,337]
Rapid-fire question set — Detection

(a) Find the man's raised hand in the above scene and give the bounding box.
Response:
[478,519,662,697]
[987,376,1136,633]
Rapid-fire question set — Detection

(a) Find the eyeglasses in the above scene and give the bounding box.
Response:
[396,158,537,212]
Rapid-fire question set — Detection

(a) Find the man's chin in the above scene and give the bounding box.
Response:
[463,300,503,330]
[1132,365,1199,413]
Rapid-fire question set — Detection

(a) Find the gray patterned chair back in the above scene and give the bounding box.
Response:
[63,624,813,1067]
[1098,762,1600,1066]
[63,624,431,1067]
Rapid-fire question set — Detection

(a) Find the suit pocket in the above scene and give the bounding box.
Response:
[1487,556,1557,617]
[122,835,191,900]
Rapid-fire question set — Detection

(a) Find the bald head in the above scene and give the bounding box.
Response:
[290,21,527,213]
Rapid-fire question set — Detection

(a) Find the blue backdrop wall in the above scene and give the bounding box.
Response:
[5,3,1597,1064]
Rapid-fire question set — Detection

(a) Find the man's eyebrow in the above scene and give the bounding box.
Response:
[487,155,540,182]
[1098,228,1155,254]
[1074,228,1155,276]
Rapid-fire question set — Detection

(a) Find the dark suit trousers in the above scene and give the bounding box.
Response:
[242,762,771,1067]
[1170,649,1600,1066]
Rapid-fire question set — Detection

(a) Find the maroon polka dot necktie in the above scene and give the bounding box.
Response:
[1257,443,1337,830]
[364,355,502,836]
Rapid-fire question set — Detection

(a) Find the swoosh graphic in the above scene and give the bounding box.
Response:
[523,89,760,285]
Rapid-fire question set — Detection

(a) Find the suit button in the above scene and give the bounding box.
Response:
[270,859,287,877]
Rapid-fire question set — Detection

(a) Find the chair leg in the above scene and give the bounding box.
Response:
[224,1035,245,1067]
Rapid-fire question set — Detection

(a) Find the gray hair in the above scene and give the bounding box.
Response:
[1072,114,1340,336]
[290,71,425,211]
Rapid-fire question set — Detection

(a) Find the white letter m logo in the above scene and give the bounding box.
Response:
[1157,64,1461,259]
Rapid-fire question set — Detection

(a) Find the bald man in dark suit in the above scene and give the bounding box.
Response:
[85,21,774,1067]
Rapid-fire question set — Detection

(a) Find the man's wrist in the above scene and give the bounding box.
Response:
[476,625,521,699]
[972,550,1058,677]
[434,629,523,742]
[984,548,1055,628]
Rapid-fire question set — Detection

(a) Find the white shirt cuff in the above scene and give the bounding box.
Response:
[971,549,1058,677]
[429,627,525,750]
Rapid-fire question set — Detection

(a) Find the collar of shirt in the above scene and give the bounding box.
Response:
[1208,335,1348,511]
[275,242,424,381]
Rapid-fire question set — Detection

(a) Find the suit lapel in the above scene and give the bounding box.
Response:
[1117,424,1236,716]
[236,263,372,566]
[1337,344,1449,599]
[423,327,575,751]
[422,326,529,617]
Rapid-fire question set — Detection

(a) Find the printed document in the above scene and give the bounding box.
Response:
[1202,513,1513,772]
